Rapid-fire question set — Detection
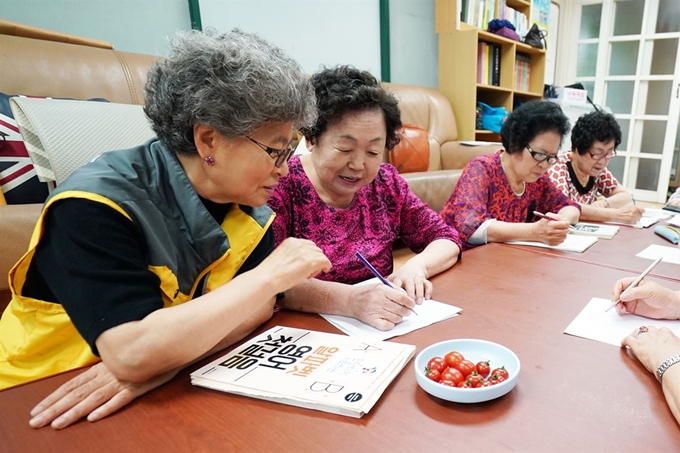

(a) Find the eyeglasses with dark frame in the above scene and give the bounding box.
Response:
[587,148,617,161]
[525,144,558,166]
[246,136,295,168]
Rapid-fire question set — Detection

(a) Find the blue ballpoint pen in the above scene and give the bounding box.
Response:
[632,195,636,205]
[355,251,418,315]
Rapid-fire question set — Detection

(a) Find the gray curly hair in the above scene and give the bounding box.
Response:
[144,28,316,156]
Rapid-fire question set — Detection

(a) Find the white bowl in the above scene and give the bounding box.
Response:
[414,339,521,403]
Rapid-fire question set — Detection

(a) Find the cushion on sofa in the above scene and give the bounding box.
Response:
[389,124,430,173]
[10,97,157,185]
[0,93,49,204]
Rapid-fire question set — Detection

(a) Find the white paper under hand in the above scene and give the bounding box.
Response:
[320,278,462,341]
[564,297,680,347]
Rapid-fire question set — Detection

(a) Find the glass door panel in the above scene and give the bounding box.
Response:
[609,41,639,75]
[580,4,603,38]
[650,38,678,74]
[608,155,626,181]
[613,0,645,36]
[635,158,662,190]
[640,120,668,154]
[618,119,630,150]
[606,81,635,113]
[577,44,599,76]
[642,80,672,115]
[657,0,680,33]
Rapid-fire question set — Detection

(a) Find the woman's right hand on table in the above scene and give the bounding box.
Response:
[533,215,570,246]
[613,205,645,224]
[611,277,680,320]
[260,238,332,293]
[348,283,416,331]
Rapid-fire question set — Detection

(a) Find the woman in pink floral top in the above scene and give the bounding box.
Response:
[547,111,643,224]
[441,101,580,250]
[269,66,462,331]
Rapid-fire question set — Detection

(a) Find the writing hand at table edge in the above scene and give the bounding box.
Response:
[29,362,178,430]
[388,266,432,306]
[348,283,415,331]
[611,277,680,320]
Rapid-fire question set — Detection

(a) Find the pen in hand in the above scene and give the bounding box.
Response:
[355,251,418,316]
[534,211,575,230]
[605,257,663,312]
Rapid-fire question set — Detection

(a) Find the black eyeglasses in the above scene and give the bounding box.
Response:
[587,149,617,161]
[246,136,295,168]
[526,144,558,166]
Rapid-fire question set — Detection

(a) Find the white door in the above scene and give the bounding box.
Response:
[572,0,680,203]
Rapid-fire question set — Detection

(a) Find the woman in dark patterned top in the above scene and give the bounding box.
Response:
[268,66,462,331]
[440,101,580,250]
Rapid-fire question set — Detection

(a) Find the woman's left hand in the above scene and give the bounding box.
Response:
[389,265,432,304]
[621,326,680,375]
[29,361,178,430]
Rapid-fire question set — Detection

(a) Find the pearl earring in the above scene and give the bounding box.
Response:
[204,156,215,165]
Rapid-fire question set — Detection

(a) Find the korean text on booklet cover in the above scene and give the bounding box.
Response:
[190,326,416,418]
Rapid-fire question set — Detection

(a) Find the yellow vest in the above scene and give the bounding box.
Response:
[0,141,273,389]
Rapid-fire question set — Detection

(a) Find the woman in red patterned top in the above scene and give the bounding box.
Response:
[441,101,580,250]
[269,66,462,331]
[547,111,644,224]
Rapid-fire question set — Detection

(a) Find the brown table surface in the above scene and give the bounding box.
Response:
[506,221,680,283]
[2,244,680,451]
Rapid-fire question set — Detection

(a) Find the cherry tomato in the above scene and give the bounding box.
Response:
[440,379,456,387]
[425,369,441,382]
[440,367,464,385]
[487,373,506,386]
[427,357,447,373]
[476,361,490,377]
[454,359,476,377]
[444,351,464,368]
[492,367,509,380]
[456,380,472,388]
[465,371,484,388]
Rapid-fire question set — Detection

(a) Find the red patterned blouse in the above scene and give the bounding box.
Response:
[547,153,619,205]
[440,150,579,249]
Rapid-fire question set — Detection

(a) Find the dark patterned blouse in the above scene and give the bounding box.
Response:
[268,155,462,284]
[440,150,579,250]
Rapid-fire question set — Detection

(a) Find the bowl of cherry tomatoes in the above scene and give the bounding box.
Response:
[414,338,520,403]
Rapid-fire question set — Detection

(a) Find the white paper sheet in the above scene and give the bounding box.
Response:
[642,208,671,220]
[636,244,680,265]
[505,234,598,253]
[607,216,660,229]
[564,297,680,347]
[321,299,461,342]
[667,215,680,228]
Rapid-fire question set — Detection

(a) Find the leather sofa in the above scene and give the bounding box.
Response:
[0,20,497,307]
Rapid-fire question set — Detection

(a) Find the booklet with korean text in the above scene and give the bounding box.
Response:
[569,222,619,239]
[190,326,415,418]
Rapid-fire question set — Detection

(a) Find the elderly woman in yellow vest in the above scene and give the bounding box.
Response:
[0,29,331,428]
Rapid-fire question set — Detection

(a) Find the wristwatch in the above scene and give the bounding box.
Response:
[656,354,680,383]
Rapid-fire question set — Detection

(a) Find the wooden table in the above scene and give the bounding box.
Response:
[507,223,680,283]
[2,244,680,451]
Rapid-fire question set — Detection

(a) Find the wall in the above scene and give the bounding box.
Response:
[389,0,438,88]
[0,0,190,55]
[198,0,382,79]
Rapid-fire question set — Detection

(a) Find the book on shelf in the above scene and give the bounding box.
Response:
[190,325,416,418]
[570,222,619,240]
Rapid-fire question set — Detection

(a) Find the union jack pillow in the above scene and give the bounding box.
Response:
[0,93,107,204]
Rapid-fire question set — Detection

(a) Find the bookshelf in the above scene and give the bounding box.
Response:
[435,0,546,141]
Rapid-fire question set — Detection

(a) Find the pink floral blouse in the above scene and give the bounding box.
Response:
[268,156,462,284]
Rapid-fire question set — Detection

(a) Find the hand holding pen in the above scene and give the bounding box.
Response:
[606,257,663,312]
[355,252,418,316]
[532,211,571,245]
